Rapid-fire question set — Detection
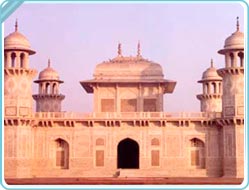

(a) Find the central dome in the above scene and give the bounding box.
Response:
[94,56,164,80]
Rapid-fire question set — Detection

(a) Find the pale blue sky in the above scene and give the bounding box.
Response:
[4,2,245,112]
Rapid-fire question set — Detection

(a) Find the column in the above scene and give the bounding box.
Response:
[93,85,99,112]
[6,52,11,68]
[15,52,21,68]
[207,83,211,94]
[202,83,205,95]
[116,84,120,112]
[158,84,163,111]
[225,53,230,68]
[23,53,29,69]
[39,83,42,94]
[233,51,238,67]
[138,84,142,112]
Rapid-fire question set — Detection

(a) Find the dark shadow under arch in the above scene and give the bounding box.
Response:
[117,138,139,169]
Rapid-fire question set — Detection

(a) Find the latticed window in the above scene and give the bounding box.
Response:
[190,138,205,168]
[151,138,160,166]
[55,138,69,169]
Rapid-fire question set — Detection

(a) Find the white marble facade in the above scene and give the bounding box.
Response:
[4,19,244,179]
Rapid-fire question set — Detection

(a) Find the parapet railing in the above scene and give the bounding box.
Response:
[33,112,222,120]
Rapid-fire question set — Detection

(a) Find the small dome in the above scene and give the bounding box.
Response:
[38,60,60,81]
[218,17,244,54]
[94,56,164,80]
[224,31,244,49]
[4,22,35,54]
[201,60,222,81]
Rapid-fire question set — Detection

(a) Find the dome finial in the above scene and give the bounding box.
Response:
[211,58,214,68]
[118,43,122,57]
[137,41,141,57]
[15,19,18,32]
[48,58,51,68]
[236,16,240,31]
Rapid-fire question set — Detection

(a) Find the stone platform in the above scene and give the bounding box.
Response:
[5,177,244,185]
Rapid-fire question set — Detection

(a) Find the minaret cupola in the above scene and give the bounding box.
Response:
[197,59,222,112]
[33,59,65,112]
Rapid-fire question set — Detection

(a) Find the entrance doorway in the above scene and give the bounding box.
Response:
[117,138,139,169]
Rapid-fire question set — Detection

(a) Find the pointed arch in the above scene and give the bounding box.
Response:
[20,53,25,68]
[54,138,69,169]
[117,138,139,169]
[189,138,205,169]
[45,82,50,94]
[238,52,244,67]
[211,82,216,94]
[52,83,57,94]
[11,52,16,67]
[230,53,235,67]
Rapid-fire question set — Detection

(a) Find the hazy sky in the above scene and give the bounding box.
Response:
[4,2,245,112]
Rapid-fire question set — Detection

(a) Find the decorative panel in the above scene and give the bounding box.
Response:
[121,99,137,112]
[96,150,104,167]
[5,106,17,116]
[144,99,157,112]
[151,150,160,166]
[101,99,114,112]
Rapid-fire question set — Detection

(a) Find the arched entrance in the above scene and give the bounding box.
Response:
[117,138,139,169]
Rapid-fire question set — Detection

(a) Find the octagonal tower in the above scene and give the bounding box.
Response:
[4,20,37,117]
[197,59,222,112]
[33,59,65,112]
[217,17,244,178]
[217,17,244,117]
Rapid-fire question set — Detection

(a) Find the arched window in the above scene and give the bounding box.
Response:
[55,138,69,169]
[11,52,16,67]
[238,52,244,67]
[20,53,25,68]
[45,83,50,94]
[52,83,57,95]
[211,82,216,94]
[190,138,205,169]
[219,82,222,94]
[230,53,235,67]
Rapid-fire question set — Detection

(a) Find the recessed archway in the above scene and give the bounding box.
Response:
[117,138,139,169]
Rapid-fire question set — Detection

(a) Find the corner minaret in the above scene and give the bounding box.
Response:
[197,59,222,112]
[217,17,244,117]
[217,17,244,178]
[33,59,65,112]
[4,20,37,117]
